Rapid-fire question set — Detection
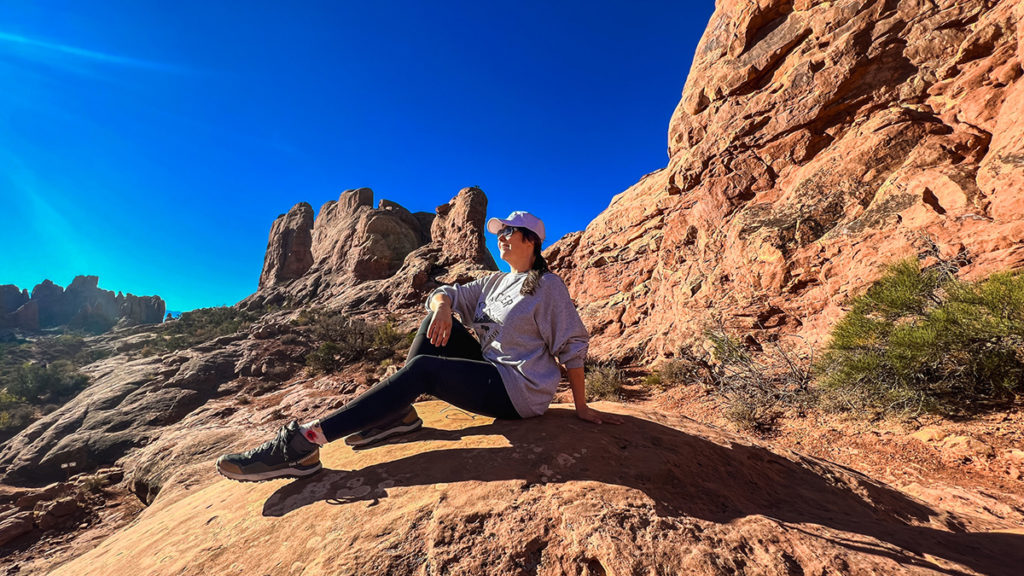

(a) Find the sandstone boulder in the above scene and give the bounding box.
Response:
[548,0,1024,361]
[0,510,33,547]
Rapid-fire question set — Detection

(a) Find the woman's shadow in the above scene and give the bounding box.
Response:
[263,407,1022,575]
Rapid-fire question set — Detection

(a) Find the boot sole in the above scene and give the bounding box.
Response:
[217,461,323,483]
[345,418,423,448]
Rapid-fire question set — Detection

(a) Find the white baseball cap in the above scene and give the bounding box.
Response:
[486,211,545,243]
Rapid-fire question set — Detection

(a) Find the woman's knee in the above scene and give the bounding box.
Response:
[402,355,442,376]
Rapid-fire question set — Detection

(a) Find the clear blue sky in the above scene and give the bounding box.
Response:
[0,1,715,312]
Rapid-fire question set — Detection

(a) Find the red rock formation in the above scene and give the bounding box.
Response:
[548,0,1024,361]
[430,187,497,270]
[257,202,314,289]
[244,187,497,317]
[311,188,427,282]
[0,285,28,316]
[118,294,167,325]
[0,277,165,332]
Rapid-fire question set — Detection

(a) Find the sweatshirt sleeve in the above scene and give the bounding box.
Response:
[535,274,589,369]
[426,275,489,323]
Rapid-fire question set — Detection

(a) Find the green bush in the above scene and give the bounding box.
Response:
[306,341,346,375]
[300,310,408,374]
[816,259,1024,417]
[585,359,624,401]
[0,335,102,435]
[4,360,89,403]
[372,320,408,350]
[0,392,35,432]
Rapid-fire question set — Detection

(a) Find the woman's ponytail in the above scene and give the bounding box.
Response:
[520,230,549,296]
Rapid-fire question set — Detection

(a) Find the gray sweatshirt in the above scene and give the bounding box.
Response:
[428,271,589,417]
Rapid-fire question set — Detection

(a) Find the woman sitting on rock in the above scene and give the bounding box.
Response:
[217,210,622,482]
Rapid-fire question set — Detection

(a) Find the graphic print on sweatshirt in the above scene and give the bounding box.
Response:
[473,289,517,349]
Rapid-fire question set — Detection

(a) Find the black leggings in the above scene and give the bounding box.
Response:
[318,313,521,442]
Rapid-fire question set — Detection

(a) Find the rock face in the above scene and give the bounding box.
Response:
[0,276,166,332]
[46,402,1024,576]
[547,0,1024,361]
[0,286,28,316]
[258,202,315,289]
[119,294,166,325]
[244,187,497,317]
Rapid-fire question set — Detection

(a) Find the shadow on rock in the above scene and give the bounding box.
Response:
[263,408,1023,576]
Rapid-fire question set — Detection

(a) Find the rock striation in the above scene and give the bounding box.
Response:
[547,0,1024,361]
[0,276,165,332]
[243,187,497,317]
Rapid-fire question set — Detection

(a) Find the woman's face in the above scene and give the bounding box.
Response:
[497,227,535,270]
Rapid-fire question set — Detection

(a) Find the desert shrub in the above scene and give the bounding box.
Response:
[300,310,409,374]
[73,346,113,366]
[143,306,258,355]
[372,320,408,351]
[306,341,347,375]
[817,259,1024,417]
[698,328,813,432]
[77,471,115,494]
[4,360,89,404]
[0,334,112,435]
[642,372,663,388]
[0,391,35,432]
[645,355,709,390]
[585,359,625,401]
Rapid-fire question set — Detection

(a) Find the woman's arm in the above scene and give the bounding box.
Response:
[568,366,624,425]
[427,293,454,346]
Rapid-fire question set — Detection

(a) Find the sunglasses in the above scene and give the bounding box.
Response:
[498,226,523,240]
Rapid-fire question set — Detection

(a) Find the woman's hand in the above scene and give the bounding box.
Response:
[427,300,453,347]
[575,404,624,425]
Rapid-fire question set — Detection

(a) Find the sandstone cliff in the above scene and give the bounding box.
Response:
[547,0,1024,361]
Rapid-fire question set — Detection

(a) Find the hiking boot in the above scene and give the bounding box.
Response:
[216,420,322,482]
[344,406,423,448]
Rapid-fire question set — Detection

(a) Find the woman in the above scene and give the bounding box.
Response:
[217,210,622,482]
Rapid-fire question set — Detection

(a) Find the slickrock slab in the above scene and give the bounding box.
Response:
[49,402,1023,575]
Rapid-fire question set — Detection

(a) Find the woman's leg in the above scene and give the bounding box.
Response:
[317,355,520,442]
[350,312,485,440]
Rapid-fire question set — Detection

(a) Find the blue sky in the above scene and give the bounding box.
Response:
[0,1,715,312]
